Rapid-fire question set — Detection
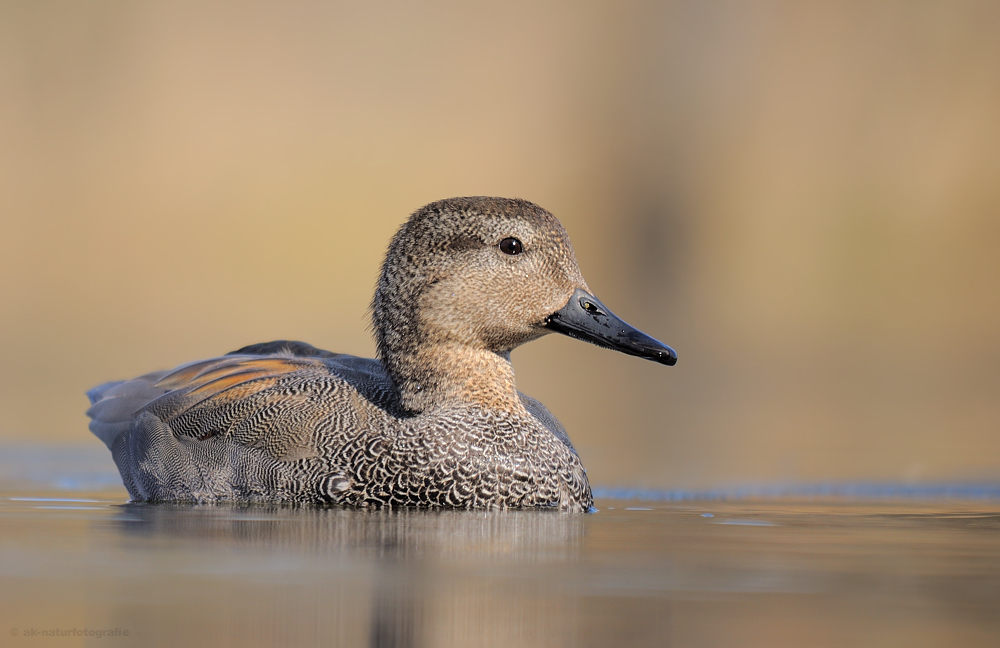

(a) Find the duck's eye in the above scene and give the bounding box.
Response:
[499,237,523,255]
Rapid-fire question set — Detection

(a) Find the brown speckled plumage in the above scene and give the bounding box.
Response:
[86,197,676,512]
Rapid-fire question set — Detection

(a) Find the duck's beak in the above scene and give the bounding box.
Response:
[544,288,677,366]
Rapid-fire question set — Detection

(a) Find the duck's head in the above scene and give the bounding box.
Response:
[373,197,676,412]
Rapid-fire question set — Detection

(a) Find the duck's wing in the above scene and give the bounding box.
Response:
[87,355,323,450]
[84,340,339,448]
[86,344,397,503]
[87,342,397,450]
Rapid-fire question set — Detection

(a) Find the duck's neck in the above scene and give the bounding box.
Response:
[383,343,523,414]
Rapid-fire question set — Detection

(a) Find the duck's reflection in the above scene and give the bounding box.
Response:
[115,504,586,558]
[112,505,587,647]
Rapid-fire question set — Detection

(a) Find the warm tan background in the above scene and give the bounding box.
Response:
[2,1,998,489]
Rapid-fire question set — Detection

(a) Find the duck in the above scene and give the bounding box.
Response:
[86,197,676,512]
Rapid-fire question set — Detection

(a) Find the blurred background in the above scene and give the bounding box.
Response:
[2,0,998,490]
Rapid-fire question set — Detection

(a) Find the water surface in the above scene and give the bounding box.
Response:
[1,447,998,647]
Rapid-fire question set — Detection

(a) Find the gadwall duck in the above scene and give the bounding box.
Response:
[86,197,676,511]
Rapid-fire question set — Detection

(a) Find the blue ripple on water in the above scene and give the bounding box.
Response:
[593,482,1000,501]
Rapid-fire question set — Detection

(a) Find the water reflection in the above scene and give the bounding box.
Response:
[3,478,1000,646]
[114,504,586,560]
[97,504,589,648]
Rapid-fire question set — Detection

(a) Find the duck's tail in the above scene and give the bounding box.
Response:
[85,372,171,450]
